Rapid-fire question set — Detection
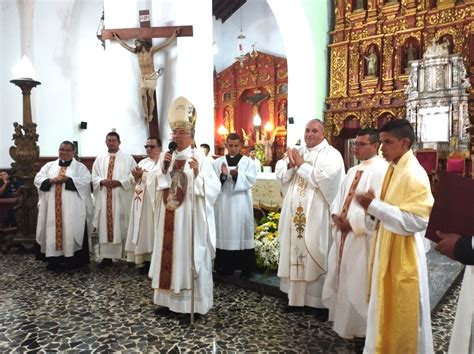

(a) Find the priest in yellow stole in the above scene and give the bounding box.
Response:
[356,119,434,354]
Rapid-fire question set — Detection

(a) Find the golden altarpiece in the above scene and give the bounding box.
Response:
[325,0,474,167]
[214,51,288,166]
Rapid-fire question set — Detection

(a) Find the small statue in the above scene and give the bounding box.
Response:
[241,128,250,147]
[364,48,378,76]
[13,122,24,140]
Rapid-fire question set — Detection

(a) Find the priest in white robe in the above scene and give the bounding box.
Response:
[435,232,474,353]
[150,97,220,320]
[92,132,137,267]
[322,128,388,351]
[213,133,257,276]
[125,137,161,274]
[35,141,93,271]
[355,119,434,354]
[277,119,345,310]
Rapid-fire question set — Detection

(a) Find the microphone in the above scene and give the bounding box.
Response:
[164,141,177,170]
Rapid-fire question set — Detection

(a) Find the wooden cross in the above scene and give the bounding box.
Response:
[101,10,193,138]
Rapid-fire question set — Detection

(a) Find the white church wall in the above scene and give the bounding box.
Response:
[1,0,25,168]
[267,0,330,147]
[212,0,285,73]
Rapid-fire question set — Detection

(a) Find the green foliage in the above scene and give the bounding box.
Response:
[255,143,265,166]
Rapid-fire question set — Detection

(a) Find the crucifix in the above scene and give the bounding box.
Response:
[101,10,193,138]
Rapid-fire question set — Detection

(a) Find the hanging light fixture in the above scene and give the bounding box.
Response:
[96,9,105,49]
[234,1,246,67]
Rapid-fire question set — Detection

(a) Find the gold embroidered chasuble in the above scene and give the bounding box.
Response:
[277,140,345,307]
[368,150,433,354]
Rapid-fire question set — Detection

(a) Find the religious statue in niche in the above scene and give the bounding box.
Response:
[364,47,378,77]
[223,106,231,132]
[277,99,288,127]
[404,42,418,72]
[424,38,449,58]
[112,29,180,123]
[439,36,453,55]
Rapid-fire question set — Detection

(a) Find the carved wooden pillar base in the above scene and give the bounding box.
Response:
[7,122,40,251]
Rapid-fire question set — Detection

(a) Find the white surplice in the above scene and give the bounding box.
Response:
[213,155,257,250]
[149,147,220,314]
[92,150,137,259]
[125,157,159,265]
[322,156,388,339]
[35,159,93,257]
[277,139,345,308]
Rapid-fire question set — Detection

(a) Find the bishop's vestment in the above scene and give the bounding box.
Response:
[149,147,220,314]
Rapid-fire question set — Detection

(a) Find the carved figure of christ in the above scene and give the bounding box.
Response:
[101,12,193,133]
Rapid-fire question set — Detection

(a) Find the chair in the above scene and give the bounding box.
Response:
[446,153,466,176]
[415,149,438,175]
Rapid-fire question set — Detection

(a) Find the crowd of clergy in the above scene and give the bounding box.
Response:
[32,96,473,353]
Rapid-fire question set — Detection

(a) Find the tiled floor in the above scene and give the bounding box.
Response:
[0,253,462,353]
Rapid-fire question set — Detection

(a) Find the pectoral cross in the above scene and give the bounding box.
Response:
[101,10,193,138]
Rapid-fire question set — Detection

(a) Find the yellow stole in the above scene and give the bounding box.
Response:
[368,150,433,354]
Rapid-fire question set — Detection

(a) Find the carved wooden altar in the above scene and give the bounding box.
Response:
[325,0,474,167]
[214,51,288,166]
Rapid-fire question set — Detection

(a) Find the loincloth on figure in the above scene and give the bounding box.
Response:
[140,71,160,90]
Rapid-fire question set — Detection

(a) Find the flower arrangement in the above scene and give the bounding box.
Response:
[254,211,280,273]
[254,143,265,167]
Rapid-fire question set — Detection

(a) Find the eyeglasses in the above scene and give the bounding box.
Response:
[171,130,191,136]
[354,142,373,147]
[144,145,157,149]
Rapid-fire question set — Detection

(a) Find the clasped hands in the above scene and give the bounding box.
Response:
[50,175,68,185]
[286,147,305,168]
[131,166,146,180]
[100,179,121,188]
[332,214,352,233]
[221,163,238,178]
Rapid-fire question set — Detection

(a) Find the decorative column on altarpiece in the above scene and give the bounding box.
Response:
[382,35,395,92]
[265,84,276,127]
[349,42,361,95]
[229,92,236,133]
